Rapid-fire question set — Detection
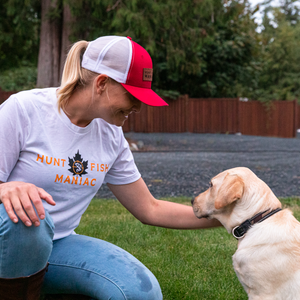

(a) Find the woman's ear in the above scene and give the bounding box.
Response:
[95,74,109,94]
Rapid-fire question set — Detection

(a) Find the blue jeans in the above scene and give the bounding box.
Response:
[0,204,163,300]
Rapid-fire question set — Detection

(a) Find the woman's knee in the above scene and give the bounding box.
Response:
[102,280,162,300]
[123,267,163,300]
[95,264,162,300]
[0,204,54,277]
[0,204,54,249]
[93,251,162,300]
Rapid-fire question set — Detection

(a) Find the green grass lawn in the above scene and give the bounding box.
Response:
[76,197,300,300]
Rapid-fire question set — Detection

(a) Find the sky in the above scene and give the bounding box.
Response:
[248,0,281,25]
[248,0,300,27]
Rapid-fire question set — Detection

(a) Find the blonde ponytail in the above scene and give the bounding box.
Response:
[57,40,98,112]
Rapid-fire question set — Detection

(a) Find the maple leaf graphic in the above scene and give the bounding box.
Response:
[68,150,88,176]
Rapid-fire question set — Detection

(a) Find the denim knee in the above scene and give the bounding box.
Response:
[96,261,163,300]
[124,270,163,300]
[0,204,54,278]
[94,267,163,300]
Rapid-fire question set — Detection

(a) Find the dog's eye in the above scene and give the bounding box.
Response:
[209,182,213,188]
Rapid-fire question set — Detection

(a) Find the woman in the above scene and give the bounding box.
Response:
[0,36,220,300]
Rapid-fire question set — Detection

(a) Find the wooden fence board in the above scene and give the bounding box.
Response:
[0,90,16,104]
[297,104,300,129]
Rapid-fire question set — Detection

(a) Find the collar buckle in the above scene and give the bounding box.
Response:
[232,225,247,239]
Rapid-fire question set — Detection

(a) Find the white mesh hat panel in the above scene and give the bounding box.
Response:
[81,36,132,83]
[102,39,130,74]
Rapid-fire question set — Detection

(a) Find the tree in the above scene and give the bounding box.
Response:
[244,0,300,102]
[0,0,40,71]
[36,0,74,87]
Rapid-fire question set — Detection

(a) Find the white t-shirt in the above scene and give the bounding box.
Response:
[0,88,141,240]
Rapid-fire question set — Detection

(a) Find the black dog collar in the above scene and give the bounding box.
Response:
[232,208,282,239]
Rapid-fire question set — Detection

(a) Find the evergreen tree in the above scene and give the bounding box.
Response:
[247,0,300,102]
[0,0,40,71]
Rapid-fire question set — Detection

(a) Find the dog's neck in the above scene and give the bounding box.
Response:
[232,208,282,240]
[218,188,282,234]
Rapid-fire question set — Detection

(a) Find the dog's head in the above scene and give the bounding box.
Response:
[192,167,281,232]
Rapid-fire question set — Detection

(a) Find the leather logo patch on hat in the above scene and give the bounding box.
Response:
[143,68,153,81]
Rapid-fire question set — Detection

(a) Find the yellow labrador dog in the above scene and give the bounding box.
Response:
[191,167,300,300]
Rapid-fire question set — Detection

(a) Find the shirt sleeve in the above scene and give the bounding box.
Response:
[103,133,141,185]
[0,95,30,182]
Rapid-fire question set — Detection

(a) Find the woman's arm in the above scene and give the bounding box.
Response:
[107,177,221,229]
[0,181,56,227]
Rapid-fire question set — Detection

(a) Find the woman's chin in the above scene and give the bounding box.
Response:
[113,117,128,127]
[100,113,128,127]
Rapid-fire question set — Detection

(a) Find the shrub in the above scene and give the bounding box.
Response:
[0,65,37,92]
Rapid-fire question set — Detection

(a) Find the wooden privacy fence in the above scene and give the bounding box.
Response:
[239,100,297,138]
[0,89,16,104]
[123,96,299,138]
[0,90,298,138]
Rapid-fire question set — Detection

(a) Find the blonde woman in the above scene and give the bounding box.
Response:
[0,36,219,300]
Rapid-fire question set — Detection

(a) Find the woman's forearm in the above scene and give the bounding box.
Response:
[142,199,221,229]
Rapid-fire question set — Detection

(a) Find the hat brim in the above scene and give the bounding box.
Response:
[121,84,169,107]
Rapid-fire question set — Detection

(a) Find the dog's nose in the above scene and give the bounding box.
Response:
[191,198,194,205]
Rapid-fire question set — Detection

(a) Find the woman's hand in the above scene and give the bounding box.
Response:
[0,181,56,227]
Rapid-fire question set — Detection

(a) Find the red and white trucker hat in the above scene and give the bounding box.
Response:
[81,36,168,106]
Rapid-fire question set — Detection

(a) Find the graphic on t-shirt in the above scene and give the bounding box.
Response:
[36,151,109,187]
[68,150,88,176]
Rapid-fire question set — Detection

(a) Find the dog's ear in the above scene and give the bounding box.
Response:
[214,174,244,209]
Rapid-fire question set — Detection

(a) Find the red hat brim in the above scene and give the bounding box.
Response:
[121,83,169,107]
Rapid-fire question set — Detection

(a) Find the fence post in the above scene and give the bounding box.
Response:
[237,97,240,134]
[184,94,189,132]
[294,99,298,137]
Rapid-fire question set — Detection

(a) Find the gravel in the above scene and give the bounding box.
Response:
[96,132,300,199]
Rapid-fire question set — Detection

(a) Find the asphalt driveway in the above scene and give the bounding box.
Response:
[96,132,300,199]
